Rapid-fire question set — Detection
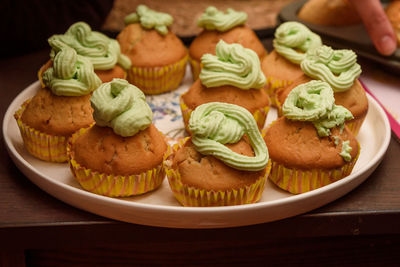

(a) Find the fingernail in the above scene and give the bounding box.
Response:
[379,35,397,56]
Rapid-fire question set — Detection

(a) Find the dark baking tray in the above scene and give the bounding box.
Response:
[278,0,400,74]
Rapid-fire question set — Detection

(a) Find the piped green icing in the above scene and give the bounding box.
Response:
[301,45,362,92]
[42,45,101,96]
[197,6,247,32]
[91,79,152,137]
[273,21,322,64]
[282,80,353,137]
[124,5,173,35]
[188,102,269,171]
[339,140,352,162]
[48,22,131,71]
[199,40,266,89]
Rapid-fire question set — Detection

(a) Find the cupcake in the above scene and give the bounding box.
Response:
[181,40,270,131]
[261,21,322,105]
[38,21,131,85]
[264,80,360,194]
[164,102,270,206]
[15,46,101,162]
[68,79,167,197]
[188,6,267,81]
[276,45,368,135]
[298,0,361,26]
[117,5,188,95]
[386,0,400,46]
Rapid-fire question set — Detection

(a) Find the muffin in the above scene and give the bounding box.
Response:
[38,21,131,85]
[386,0,400,46]
[264,80,360,194]
[15,47,101,162]
[276,45,368,135]
[298,0,361,26]
[68,79,167,197]
[188,6,267,81]
[181,40,270,131]
[117,5,188,95]
[261,21,322,106]
[164,102,270,206]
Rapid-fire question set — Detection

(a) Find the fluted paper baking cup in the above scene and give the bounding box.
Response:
[179,95,269,132]
[264,77,292,107]
[67,127,165,197]
[268,144,360,194]
[163,138,271,207]
[128,54,188,95]
[345,114,367,136]
[188,57,202,82]
[14,100,68,162]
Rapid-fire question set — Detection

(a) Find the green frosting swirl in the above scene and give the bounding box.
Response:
[273,21,322,64]
[199,40,266,89]
[197,6,247,32]
[124,5,173,35]
[188,102,269,171]
[42,46,101,96]
[283,80,353,137]
[301,45,362,92]
[48,22,131,71]
[91,79,152,137]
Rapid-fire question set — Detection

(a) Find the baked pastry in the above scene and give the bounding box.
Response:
[386,0,400,46]
[38,21,131,85]
[261,21,322,105]
[264,80,360,194]
[15,47,101,162]
[188,6,267,80]
[276,45,368,135]
[164,102,271,206]
[68,78,167,197]
[181,40,270,130]
[117,5,188,95]
[298,0,361,26]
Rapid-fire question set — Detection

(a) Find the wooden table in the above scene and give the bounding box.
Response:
[1,48,400,266]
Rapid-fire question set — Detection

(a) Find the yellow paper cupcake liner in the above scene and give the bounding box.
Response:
[264,77,292,107]
[14,100,68,162]
[179,95,269,132]
[67,127,165,197]
[163,138,271,207]
[268,144,360,194]
[128,54,188,95]
[188,57,202,82]
[345,113,367,136]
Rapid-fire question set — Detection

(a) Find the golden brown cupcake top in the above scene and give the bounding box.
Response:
[20,88,94,136]
[71,124,167,175]
[261,50,305,81]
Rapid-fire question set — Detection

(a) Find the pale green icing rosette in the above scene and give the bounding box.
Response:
[282,80,353,137]
[273,21,322,64]
[42,46,101,96]
[188,102,269,171]
[48,22,131,71]
[199,40,266,89]
[301,45,362,92]
[124,5,173,35]
[91,79,152,137]
[197,6,247,32]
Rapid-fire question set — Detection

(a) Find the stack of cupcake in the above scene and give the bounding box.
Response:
[13,3,367,206]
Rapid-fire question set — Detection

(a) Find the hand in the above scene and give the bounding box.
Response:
[349,0,397,56]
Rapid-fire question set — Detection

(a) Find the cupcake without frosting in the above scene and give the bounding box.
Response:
[264,80,360,194]
[276,45,368,135]
[261,21,322,105]
[188,6,267,81]
[165,102,271,206]
[15,47,101,162]
[38,21,131,85]
[117,5,188,95]
[68,78,167,197]
[181,40,270,130]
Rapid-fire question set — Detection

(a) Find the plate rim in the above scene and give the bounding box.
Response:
[2,80,391,228]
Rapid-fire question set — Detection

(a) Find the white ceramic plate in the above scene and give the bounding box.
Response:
[3,74,391,229]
